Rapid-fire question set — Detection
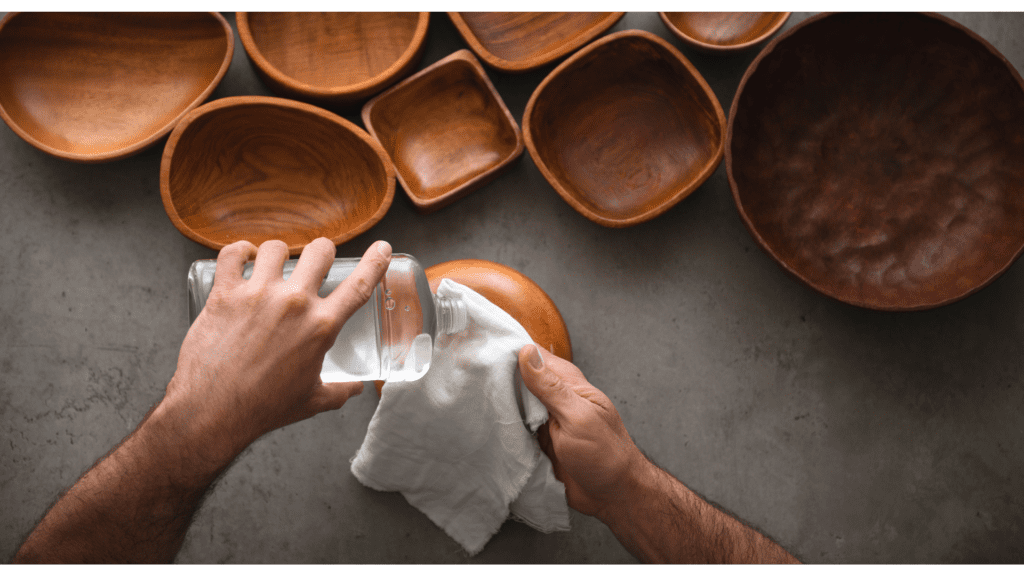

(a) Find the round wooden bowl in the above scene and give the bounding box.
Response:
[659,12,790,53]
[236,12,429,108]
[727,12,1024,311]
[362,50,523,214]
[373,259,572,395]
[0,12,233,163]
[447,12,624,73]
[160,96,395,256]
[524,30,726,228]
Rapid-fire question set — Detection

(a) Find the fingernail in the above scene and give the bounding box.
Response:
[377,241,392,258]
[527,344,544,370]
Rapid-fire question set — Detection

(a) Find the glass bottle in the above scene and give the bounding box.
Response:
[186,255,467,383]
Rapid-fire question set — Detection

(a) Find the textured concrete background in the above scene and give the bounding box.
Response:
[2,12,1024,563]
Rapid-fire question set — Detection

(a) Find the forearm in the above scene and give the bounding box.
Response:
[600,459,799,564]
[14,399,237,563]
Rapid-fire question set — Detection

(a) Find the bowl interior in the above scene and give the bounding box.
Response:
[663,12,788,48]
[166,102,391,252]
[366,57,519,201]
[456,12,618,65]
[245,13,421,90]
[730,13,1024,310]
[0,12,230,159]
[529,35,723,222]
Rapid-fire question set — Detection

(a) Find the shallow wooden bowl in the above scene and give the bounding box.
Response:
[0,12,232,163]
[160,96,395,256]
[237,12,429,108]
[659,12,790,53]
[727,12,1024,311]
[362,50,523,214]
[524,30,726,228]
[448,12,623,72]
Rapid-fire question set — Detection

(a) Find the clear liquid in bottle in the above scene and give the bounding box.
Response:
[186,254,466,383]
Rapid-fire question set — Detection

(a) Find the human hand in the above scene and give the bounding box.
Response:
[158,237,392,464]
[518,344,650,520]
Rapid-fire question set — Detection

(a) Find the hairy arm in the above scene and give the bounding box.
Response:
[519,345,799,564]
[14,238,392,563]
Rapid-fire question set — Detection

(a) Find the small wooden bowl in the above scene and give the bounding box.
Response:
[362,50,523,214]
[0,12,232,163]
[728,13,1024,311]
[236,12,429,108]
[160,96,395,256]
[524,30,726,228]
[659,12,790,53]
[375,259,572,395]
[448,12,624,72]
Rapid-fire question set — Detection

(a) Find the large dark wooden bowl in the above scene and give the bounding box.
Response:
[362,50,523,214]
[236,12,429,108]
[728,12,1024,311]
[659,12,790,53]
[448,12,623,73]
[524,30,726,228]
[0,12,232,163]
[160,96,395,256]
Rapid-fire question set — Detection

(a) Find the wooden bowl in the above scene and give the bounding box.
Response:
[659,12,790,53]
[375,259,572,394]
[362,50,523,214]
[727,13,1024,311]
[524,30,726,228]
[160,96,395,256]
[0,12,232,163]
[448,12,624,73]
[236,12,429,108]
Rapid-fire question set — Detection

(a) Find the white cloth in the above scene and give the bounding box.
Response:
[350,279,571,555]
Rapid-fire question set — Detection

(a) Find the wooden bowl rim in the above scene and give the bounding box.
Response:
[425,258,573,362]
[361,49,524,212]
[447,12,624,72]
[236,12,430,99]
[658,12,791,53]
[523,28,726,228]
[0,11,234,164]
[159,95,396,257]
[725,11,1024,311]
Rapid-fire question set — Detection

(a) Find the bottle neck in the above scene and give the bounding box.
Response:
[434,295,468,335]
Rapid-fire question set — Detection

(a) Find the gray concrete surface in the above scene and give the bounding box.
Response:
[3,12,1024,563]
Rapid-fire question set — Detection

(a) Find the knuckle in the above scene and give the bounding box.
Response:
[349,275,376,302]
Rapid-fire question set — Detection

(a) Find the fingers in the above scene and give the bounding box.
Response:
[519,344,584,422]
[249,240,290,284]
[326,240,392,325]
[291,237,336,293]
[214,241,258,290]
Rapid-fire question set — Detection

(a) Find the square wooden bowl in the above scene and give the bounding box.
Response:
[362,50,523,214]
[524,30,726,227]
[448,12,623,72]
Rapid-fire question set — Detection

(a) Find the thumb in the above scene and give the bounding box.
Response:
[315,380,365,412]
[519,344,580,421]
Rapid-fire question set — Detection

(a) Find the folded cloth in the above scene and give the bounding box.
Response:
[350,279,570,555]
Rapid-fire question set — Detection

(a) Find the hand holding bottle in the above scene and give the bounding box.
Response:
[158,237,393,464]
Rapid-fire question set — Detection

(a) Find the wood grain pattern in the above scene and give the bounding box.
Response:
[0,12,232,163]
[660,12,790,52]
[727,13,1024,311]
[237,12,429,108]
[523,30,726,228]
[160,96,395,256]
[448,12,623,72]
[362,50,523,214]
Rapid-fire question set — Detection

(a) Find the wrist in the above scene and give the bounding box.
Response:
[594,449,660,525]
